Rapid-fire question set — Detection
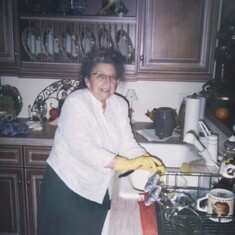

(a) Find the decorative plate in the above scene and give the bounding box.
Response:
[22,27,45,61]
[0,85,23,118]
[61,30,79,62]
[98,28,114,49]
[41,27,64,62]
[116,29,135,64]
[80,28,96,56]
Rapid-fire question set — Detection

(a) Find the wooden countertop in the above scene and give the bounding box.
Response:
[0,118,57,146]
[0,119,179,146]
[0,111,232,146]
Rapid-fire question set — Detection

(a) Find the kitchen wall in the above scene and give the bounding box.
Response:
[1,76,204,122]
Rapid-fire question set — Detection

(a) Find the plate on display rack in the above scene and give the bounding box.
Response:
[80,28,96,56]
[61,30,79,62]
[0,85,23,118]
[98,28,114,49]
[116,29,135,64]
[22,27,45,61]
[41,27,64,62]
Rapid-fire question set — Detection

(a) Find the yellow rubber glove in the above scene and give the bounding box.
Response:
[139,153,165,174]
[114,154,166,174]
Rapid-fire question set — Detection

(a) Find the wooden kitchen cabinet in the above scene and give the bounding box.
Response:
[0,168,26,235]
[0,145,51,235]
[24,146,50,235]
[137,0,221,81]
[0,146,26,235]
[0,0,20,75]
[25,169,45,235]
[0,0,223,81]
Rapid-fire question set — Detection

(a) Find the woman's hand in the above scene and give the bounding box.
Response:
[114,154,166,174]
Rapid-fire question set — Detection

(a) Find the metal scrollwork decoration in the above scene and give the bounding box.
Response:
[31,79,80,120]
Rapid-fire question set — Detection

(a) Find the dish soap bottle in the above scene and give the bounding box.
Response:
[207,134,219,163]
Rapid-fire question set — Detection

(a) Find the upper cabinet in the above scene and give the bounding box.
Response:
[137,0,221,81]
[0,0,222,81]
[17,0,138,80]
[0,0,20,75]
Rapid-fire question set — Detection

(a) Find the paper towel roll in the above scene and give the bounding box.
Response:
[183,97,201,138]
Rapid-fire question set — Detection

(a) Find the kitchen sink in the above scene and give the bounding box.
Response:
[139,142,198,168]
[130,142,214,191]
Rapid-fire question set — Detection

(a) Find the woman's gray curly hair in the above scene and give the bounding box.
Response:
[78,48,125,88]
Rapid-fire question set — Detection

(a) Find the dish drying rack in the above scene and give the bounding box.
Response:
[155,172,235,235]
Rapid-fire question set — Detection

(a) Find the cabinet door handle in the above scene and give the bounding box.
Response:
[140,55,144,61]
[27,180,31,185]
[18,180,22,184]
[14,51,18,56]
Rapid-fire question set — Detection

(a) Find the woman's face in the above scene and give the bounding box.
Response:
[85,63,118,108]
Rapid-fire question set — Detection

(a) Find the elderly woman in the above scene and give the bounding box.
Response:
[37,48,165,235]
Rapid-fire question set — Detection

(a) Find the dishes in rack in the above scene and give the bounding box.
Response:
[116,29,135,64]
[22,26,135,63]
[61,30,79,62]
[98,28,114,49]
[41,27,64,62]
[22,27,45,61]
[80,28,96,56]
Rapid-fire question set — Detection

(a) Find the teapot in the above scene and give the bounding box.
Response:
[153,107,176,139]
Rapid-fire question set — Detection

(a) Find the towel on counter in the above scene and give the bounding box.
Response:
[0,117,29,136]
[136,128,180,142]
[180,158,219,174]
[180,159,206,173]
[25,121,43,131]
[138,193,159,235]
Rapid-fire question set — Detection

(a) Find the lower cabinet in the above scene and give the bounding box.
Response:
[0,168,26,235]
[25,169,45,235]
[0,145,51,235]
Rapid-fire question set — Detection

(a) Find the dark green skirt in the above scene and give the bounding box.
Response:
[37,165,110,235]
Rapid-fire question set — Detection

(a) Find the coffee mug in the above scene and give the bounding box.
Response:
[196,188,234,222]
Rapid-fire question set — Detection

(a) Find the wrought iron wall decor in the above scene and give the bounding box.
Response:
[30,79,80,120]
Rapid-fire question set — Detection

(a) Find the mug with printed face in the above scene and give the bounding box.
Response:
[196,188,234,223]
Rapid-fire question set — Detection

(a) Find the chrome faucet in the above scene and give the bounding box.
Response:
[183,131,218,167]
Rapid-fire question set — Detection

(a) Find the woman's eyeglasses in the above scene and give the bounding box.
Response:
[90,72,118,83]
